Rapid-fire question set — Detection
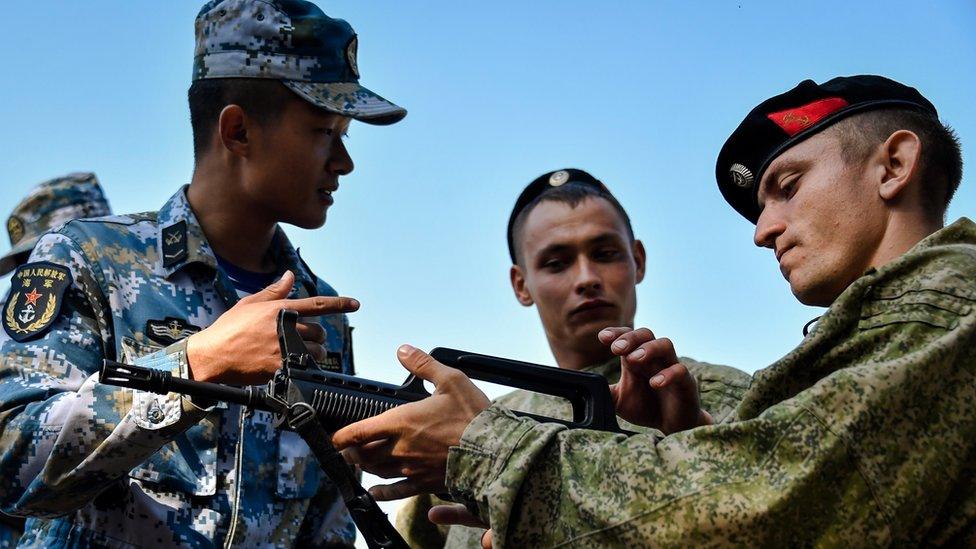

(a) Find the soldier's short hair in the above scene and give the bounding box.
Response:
[188,78,298,160]
[830,109,963,218]
[511,182,635,266]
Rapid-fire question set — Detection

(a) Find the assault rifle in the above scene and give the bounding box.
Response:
[100,310,629,548]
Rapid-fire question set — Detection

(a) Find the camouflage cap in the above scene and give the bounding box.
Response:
[2,172,111,276]
[193,0,406,125]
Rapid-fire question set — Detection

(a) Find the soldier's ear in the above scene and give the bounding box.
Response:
[510,265,534,306]
[218,104,250,157]
[633,239,646,285]
[877,129,922,203]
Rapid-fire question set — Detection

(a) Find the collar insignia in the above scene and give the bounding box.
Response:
[162,221,188,268]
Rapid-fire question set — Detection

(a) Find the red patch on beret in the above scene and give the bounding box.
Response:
[767,97,850,137]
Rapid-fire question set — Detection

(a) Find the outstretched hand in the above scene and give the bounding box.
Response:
[601,327,712,434]
[332,345,491,500]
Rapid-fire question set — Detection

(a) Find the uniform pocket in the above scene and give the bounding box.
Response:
[121,337,219,496]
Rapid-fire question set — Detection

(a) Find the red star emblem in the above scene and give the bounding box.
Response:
[24,288,42,306]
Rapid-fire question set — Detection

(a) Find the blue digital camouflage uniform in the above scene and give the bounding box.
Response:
[0,187,356,547]
[445,218,976,547]
[396,356,752,547]
[0,171,113,548]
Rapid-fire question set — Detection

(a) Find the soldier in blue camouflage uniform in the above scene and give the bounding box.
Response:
[336,76,976,546]
[0,172,112,547]
[0,1,404,547]
[1,173,111,278]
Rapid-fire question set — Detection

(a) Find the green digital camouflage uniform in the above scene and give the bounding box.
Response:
[444,218,976,547]
[0,188,356,547]
[397,356,752,547]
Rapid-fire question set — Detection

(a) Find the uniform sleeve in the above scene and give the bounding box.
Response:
[445,283,976,547]
[682,357,753,423]
[0,231,210,517]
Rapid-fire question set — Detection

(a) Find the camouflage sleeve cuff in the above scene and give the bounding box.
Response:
[445,404,557,507]
[129,339,212,429]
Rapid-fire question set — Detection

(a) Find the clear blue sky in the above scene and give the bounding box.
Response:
[1,2,974,387]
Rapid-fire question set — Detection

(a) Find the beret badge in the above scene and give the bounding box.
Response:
[548,170,570,186]
[729,163,754,189]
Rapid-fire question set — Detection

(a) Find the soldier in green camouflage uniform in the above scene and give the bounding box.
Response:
[396,170,750,547]
[0,172,112,548]
[0,1,404,547]
[335,75,975,546]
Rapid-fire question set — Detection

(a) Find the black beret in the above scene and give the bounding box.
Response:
[716,75,939,223]
[506,168,609,263]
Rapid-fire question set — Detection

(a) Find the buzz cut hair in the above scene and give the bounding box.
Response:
[187,78,299,161]
[830,108,963,219]
[510,182,635,266]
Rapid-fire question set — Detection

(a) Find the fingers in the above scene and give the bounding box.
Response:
[304,342,327,363]
[482,529,493,549]
[285,295,361,316]
[332,408,402,450]
[428,505,488,528]
[240,270,295,304]
[648,362,690,389]
[598,327,631,344]
[342,440,404,478]
[624,337,680,371]
[603,327,655,356]
[296,321,327,344]
[368,478,424,501]
[396,345,459,387]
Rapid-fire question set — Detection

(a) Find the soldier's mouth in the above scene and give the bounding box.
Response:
[318,188,335,204]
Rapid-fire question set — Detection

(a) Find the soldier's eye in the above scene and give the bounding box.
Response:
[781,175,800,197]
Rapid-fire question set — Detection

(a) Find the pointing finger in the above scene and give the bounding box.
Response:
[283,295,360,316]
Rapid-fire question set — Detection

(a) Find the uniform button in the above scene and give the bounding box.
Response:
[148,404,164,424]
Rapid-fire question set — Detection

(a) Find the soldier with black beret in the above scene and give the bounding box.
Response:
[335,75,975,546]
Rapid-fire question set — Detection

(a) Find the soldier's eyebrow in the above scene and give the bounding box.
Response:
[587,233,627,247]
[535,243,572,259]
[758,159,806,201]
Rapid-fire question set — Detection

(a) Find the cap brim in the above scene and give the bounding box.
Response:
[283,81,406,126]
[0,239,36,276]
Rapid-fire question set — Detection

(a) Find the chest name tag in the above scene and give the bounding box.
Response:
[3,262,72,342]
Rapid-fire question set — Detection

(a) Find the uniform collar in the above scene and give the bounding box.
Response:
[156,186,319,296]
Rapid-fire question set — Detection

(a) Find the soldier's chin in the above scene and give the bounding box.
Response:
[789,277,843,308]
[288,209,329,230]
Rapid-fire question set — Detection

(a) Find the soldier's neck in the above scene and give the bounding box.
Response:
[550,343,614,371]
[187,168,277,273]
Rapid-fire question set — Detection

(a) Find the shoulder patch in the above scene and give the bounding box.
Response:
[3,261,72,342]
